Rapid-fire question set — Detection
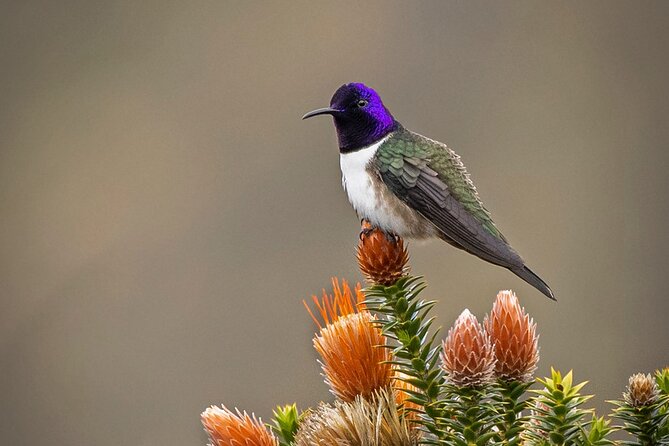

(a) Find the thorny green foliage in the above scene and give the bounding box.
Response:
[364,276,446,439]
[270,404,302,446]
[610,368,669,446]
[439,384,503,446]
[493,380,534,446]
[362,275,668,446]
[521,369,599,446]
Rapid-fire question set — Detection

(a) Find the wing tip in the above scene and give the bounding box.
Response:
[514,265,556,301]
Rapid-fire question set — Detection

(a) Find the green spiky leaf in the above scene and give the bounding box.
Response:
[524,369,592,446]
[270,404,301,446]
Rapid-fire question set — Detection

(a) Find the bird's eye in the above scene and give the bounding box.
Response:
[356,99,368,108]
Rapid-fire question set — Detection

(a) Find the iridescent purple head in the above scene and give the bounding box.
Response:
[303,83,397,152]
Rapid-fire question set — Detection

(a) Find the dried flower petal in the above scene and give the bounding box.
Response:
[624,373,660,407]
[484,290,539,382]
[313,311,393,401]
[295,387,418,446]
[201,405,277,446]
[357,220,409,285]
[441,309,496,387]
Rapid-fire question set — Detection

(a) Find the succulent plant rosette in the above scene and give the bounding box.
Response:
[201,224,669,446]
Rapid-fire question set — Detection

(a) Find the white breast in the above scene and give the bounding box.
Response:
[340,136,437,239]
[339,135,415,234]
[339,138,387,222]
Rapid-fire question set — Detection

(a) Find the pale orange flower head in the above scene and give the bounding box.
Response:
[313,311,393,401]
[484,290,539,383]
[624,373,660,407]
[305,278,392,401]
[441,309,496,387]
[357,221,409,286]
[201,405,277,446]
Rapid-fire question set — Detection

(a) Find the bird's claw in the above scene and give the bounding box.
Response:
[359,224,399,244]
[359,226,375,240]
[384,231,399,245]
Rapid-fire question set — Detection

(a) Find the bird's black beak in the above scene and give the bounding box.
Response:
[302,107,340,120]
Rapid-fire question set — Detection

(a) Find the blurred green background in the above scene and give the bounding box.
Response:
[1,1,668,445]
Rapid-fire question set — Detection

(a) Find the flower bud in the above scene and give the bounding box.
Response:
[441,309,496,387]
[624,373,660,407]
[357,221,409,286]
[484,290,539,382]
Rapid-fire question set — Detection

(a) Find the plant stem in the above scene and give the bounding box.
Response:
[365,277,446,438]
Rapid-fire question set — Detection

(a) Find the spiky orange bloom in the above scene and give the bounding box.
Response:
[201,405,277,446]
[357,220,409,286]
[624,373,660,407]
[314,311,393,401]
[305,278,393,401]
[484,290,539,382]
[303,278,366,329]
[441,309,496,387]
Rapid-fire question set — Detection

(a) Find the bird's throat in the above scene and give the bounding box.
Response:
[335,118,399,153]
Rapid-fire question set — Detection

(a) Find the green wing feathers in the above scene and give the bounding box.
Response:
[375,127,555,300]
[376,128,505,241]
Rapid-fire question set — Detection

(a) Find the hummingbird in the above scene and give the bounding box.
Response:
[303,82,555,300]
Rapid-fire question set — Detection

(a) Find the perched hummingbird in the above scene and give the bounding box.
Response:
[303,83,555,300]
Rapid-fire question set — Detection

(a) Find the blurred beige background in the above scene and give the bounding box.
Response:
[1,1,668,444]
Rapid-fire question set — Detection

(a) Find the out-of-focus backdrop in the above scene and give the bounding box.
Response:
[1,1,668,444]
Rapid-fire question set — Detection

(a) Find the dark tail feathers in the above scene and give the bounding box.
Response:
[511,265,556,301]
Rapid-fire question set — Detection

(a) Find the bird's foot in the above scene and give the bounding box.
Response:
[384,230,400,245]
[359,225,375,240]
[359,223,399,245]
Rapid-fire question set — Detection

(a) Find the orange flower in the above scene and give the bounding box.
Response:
[305,278,392,401]
[357,220,409,286]
[484,290,539,382]
[303,278,366,329]
[313,310,393,401]
[441,309,496,387]
[201,405,277,446]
